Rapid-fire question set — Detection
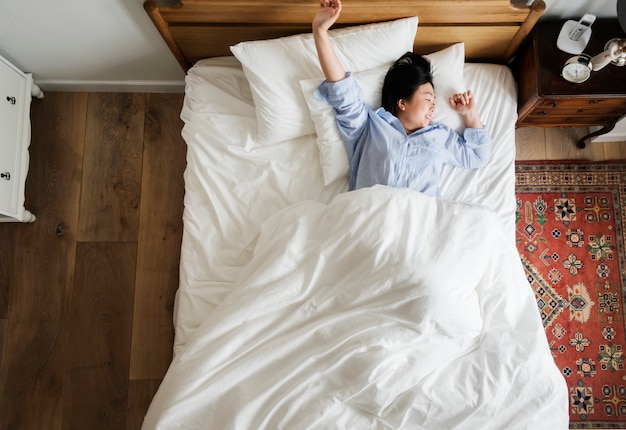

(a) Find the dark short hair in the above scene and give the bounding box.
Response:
[381,52,433,115]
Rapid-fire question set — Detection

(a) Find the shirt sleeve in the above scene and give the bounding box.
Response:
[441,125,493,169]
[314,73,369,160]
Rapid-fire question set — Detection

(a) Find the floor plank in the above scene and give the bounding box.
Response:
[126,380,162,430]
[63,241,137,429]
[515,127,546,160]
[78,93,145,243]
[0,225,14,318]
[603,141,626,160]
[0,92,87,430]
[544,127,605,161]
[130,94,185,380]
[0,319,6,388]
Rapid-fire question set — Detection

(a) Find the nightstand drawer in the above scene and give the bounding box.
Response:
[0,59,27,216]
[530,105,626,117]
[521,115,619,127]
[0,54,39,222]
[539,98,626,110]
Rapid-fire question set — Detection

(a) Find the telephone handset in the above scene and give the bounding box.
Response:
[557,13,596,54]
[568,14,596,41]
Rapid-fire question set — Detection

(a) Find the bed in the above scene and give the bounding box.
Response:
[142,1,569,428]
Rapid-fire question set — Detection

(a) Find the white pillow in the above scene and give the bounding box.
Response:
[425,43,466,134]
[230,17,418,145]
[300,42,466,185]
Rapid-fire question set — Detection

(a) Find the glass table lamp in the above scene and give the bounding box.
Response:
[591,0,626,70]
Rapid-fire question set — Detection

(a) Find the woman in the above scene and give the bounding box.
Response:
[313,0,493,196]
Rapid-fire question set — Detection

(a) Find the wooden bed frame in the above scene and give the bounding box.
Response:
[145,0,546,71]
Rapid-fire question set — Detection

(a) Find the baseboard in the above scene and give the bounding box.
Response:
[35,79,186,93]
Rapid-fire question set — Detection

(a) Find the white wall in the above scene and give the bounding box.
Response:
[538,0,616,19]
[0,0,620,93]
[0,0,185,92]
[591,120,626,142]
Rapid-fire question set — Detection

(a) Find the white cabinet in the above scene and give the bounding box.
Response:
[0,54,42,222]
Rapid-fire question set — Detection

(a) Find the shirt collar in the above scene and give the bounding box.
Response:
[376,108,441,136]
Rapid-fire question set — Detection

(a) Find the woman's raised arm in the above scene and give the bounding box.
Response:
[312,0,346,82]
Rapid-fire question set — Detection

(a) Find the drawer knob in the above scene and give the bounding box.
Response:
[1,172,11,181]
[6,96,16,105]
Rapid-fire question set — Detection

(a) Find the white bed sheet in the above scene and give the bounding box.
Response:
[175,58,519,353]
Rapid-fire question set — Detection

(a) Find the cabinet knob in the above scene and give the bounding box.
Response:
[6,96,16,105]
[1,172,11,181]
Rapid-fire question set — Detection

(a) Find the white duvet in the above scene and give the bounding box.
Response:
[174,59,519,354]
[144,187,567,429]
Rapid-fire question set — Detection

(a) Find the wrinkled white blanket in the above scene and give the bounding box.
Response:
[143,187,568,429]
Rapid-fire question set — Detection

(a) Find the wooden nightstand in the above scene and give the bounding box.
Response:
[513,19,626,148]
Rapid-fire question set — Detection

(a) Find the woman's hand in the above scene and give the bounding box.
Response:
[313,0,342,33]
[449,90,475,114]
[449,90,483,129]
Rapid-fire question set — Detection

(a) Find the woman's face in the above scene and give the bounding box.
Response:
[397,83,435,133]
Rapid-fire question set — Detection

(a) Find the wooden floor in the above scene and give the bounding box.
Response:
[515,126,626,161]
[0,93,186,429]
[0,92,625,429]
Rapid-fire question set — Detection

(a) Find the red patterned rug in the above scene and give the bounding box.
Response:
[515,162,626,429]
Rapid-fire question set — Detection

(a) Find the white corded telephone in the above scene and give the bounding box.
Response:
[557,14,596,54]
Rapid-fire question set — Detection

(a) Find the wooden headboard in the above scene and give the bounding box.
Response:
[145,0,546,71]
